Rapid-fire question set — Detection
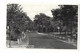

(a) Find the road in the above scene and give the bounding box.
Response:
[24,32,77,49]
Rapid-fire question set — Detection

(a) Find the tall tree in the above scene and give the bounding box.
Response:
[51,5,78,38]
[7,4,31,40]
[34,13,51,32]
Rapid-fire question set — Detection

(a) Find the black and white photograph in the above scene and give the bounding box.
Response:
[6,3,78,49]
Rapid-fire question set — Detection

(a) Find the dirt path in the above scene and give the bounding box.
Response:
[28,32,77,49]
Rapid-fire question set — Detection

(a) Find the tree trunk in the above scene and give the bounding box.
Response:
[71,20,73,42]
[46,27,47,33]
[9,26,11,48]
[42,25,43,32]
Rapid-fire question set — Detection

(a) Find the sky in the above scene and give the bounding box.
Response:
[21,4,60,21]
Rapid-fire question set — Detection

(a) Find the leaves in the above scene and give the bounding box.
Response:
[7,4,32,40]
[51,5,78,32]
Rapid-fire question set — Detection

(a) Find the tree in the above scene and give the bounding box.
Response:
[34,13,51,32]
[7,4,31,40]
[51,5,78,39]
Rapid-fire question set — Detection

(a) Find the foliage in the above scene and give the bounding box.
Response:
[7,4,31,40]
[34,13,51,32]
[51,5,78,32]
